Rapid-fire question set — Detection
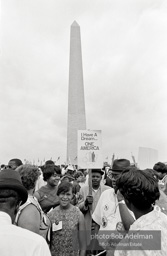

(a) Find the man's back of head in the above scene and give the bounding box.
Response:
[8,158,23,170]
[0,169,51,255]
[0,169,27,221]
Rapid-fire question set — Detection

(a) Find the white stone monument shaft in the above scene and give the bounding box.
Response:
[67,21,86,165]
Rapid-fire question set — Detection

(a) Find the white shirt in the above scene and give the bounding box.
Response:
[114,209,167,256]
[0,211,51,256]
[92,188,134,249]
[35,170,47,191]
[92,188,122,231]
[79,184,110,213]
[92,188,124,249]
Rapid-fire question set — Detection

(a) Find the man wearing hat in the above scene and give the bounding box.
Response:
[0,169,51,256]
[92,159,135,252]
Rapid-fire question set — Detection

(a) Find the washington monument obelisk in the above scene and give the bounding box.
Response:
[67,21,86,165]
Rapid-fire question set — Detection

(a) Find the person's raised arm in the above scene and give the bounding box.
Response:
[77,192,93,214]
[117,190,135,231]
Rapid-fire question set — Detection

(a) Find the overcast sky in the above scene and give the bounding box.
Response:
[0,0,167,165]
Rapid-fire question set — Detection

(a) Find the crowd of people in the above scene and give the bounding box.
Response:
[0,157,167,256]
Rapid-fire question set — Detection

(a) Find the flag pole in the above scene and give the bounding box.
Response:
[87,168,92,246]
[131,152,137,167]
[111,153,115,168]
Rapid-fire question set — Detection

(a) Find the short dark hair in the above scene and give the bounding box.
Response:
[57,182,73,196]
[116,167,160,210]
[43,165,61,181]
[16,165,40,190]
[144,168,159,182]
[45,160,55,165]
[74,171,84,180]
[153,162,167,174]
[0,189,22,208]
[9,159,23,167]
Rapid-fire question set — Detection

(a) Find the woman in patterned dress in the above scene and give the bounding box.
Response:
[48,182,86,256]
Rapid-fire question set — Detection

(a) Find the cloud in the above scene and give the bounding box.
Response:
[0,0,167,164]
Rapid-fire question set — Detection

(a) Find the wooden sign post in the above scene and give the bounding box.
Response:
[88,168,92,211]
[78,130,103,246]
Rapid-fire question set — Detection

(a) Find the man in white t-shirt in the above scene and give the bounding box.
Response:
[92,160,134,253]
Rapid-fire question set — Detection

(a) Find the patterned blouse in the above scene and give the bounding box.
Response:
[48,204,81,256]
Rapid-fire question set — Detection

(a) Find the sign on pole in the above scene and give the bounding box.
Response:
[78,130,103,169]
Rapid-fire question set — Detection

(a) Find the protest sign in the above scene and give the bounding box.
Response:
[78,130,103,169]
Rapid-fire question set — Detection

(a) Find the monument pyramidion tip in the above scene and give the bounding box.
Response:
[71,20,79,27]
